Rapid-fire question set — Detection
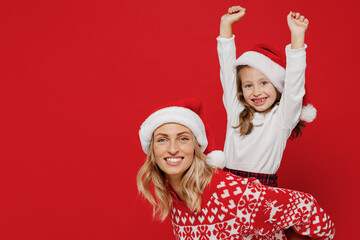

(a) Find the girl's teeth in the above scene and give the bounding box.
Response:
[254,98,265,103]
[166,158,182,163]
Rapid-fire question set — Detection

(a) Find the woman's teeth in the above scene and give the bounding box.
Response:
[166,157,183,163]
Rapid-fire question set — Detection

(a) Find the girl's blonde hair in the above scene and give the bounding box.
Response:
[136,134,214,221]
[234,65,305,139]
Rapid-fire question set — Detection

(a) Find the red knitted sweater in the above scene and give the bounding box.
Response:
[170,170,335,239]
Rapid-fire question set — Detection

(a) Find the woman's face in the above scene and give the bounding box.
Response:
[153,123,195,181]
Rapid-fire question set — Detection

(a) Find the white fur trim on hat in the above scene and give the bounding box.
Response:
[300,104,317,123]
[139,106,208,154]
[233,51,286,93]
[206,150,226,169]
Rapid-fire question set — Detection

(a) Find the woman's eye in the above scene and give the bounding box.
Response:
[157,138,167,143]
[179,137,189,141]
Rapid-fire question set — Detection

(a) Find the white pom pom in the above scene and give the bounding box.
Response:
[206,150,227,169]
[300,104,317,123]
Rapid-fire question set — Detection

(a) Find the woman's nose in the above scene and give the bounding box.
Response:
[168,141,179,154]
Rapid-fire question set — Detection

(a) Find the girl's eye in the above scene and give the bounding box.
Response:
[261,81,268,86]
[244,84,252,88]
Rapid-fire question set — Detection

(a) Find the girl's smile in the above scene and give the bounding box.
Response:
[239,66,277,112]
[251,97,268,106]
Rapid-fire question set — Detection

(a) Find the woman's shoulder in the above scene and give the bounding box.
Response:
[211,169,234,183]
[209,169,263,193]
[208,170,252,192]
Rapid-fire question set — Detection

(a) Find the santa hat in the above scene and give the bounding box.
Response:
[233,44,317,123]
[139,98,226,168]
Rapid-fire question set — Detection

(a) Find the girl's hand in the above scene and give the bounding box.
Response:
[287,12,308,49]
[287,11,309,34]
[221,6,246,25]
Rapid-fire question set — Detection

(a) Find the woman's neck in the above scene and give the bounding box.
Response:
[168,175,185,201]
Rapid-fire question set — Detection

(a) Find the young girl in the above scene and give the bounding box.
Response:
[136,98,334,239]
[217,6,316,187]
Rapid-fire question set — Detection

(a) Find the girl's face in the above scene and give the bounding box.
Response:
[239,66,277,112]
[153,123,195,182]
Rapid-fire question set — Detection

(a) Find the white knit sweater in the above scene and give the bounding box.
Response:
[217,35,307,174]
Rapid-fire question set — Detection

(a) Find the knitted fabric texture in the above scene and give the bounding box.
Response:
[170,170,335,240]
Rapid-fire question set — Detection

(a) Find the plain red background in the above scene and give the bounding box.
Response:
[0,0,358,239]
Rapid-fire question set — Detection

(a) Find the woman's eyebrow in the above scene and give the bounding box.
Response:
[154,131,191,137]
[154,133,168,137]
[177,131,191,136]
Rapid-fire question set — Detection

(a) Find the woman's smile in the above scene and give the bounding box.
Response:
[153,123,195,180]
[164,156,184,165]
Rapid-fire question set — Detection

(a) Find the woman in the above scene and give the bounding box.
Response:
[137,98,335,239]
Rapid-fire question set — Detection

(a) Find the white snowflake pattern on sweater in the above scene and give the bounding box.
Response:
[170,171,335,240]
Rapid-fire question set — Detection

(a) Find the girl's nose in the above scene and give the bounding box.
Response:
[253,86,261,96]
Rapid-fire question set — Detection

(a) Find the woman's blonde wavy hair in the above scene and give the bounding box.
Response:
[136,133,214,221]
[235,65,305,139]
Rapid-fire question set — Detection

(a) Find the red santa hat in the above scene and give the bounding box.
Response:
[233,44,317,123]
[139,98,226,168]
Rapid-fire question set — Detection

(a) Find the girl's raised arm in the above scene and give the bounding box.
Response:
[220,6,246,38]
[287,11,309,49]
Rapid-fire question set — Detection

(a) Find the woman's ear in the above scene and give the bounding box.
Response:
[193,143,201,156]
